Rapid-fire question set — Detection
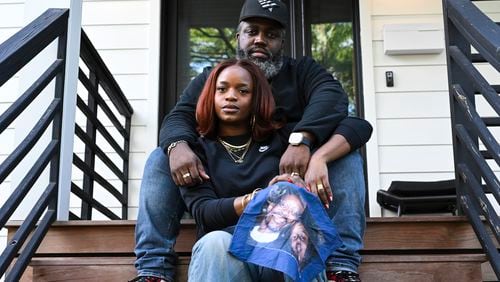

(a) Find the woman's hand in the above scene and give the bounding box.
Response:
[305,155,332,209]
[268,173,307,189]
[169,142,210,186]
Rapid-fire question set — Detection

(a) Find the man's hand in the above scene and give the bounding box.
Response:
[169,142,209,186]
[305,155,332,208]
[279,144,311,177]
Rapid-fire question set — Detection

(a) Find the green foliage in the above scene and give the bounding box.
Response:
[311,23,356,114]
[189,27,237,78]
[188,24,357,114]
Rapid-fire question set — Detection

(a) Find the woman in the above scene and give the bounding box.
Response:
[180,58,370,281]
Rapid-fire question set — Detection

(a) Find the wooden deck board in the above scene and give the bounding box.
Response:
[20,254,487,282]
[6,216,491,255]
[6,216,495,281]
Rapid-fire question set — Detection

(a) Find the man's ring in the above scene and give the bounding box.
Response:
[182,173,191,179]
[291,172,300,177]
[317,183,324,191]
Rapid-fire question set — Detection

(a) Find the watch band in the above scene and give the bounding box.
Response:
[289,132,312,147]
[299,136,311,147]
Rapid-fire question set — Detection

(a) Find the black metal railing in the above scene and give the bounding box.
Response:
[70,30,133,220]
[443,0,500,279]
[0,9,68,281]
[0,7,133,279]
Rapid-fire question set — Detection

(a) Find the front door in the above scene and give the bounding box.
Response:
[159,0,363,122]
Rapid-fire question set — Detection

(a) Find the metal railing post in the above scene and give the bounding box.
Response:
[81,72,98,219]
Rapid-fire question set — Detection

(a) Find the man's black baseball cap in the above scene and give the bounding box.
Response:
[239,0,288,28]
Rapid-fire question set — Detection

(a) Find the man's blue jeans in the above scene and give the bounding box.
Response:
[134,147,366,280]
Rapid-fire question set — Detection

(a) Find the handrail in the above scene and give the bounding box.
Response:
[0,6,134,279]
[71,29,133,220]
[443,0,500,279]
[0,8,69,281]
[0,9,68,86]
[0,100,62,185]
[449,46,500,115]
[451,83,500,167]
[0,60,64,133]
[446,0,500,70]
[454,123,500,203]
[79,30,133,116]
[76,96,126,158]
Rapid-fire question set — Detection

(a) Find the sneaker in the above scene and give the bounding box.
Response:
[326,270,361,282]
[128,276,168,282]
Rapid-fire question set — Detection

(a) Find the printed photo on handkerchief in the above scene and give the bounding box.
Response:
[229,182,342,282]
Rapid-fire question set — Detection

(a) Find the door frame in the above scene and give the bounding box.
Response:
[157,0,374,215]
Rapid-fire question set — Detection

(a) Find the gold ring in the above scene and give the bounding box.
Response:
[291,172,300,177]
[182,173,191,178]
[317,183,324,191]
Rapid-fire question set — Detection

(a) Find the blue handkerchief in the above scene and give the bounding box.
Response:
[229,182,342,282]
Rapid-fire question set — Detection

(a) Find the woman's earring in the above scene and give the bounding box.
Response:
[251,115,256,131]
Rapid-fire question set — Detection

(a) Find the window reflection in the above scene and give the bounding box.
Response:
[307,0,356,115]
[311,22,355,115]
[182,0,357,115]
[189,27,236,79]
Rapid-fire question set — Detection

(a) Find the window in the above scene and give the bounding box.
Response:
[160,0,362,121]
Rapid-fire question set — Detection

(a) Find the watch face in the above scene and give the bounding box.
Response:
[289,133,303,144]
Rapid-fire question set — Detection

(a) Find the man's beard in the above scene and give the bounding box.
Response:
[237,42,283,79]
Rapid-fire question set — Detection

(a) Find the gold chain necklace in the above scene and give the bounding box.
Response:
[218,138,249,151]
[218,137,252,163]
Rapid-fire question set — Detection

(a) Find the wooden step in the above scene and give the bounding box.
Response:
[7,216,495,281]
[359,254,486,281]
[19,257,190,282]
[18,254,488,282]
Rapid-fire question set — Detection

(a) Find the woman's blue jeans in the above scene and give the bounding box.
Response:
[134,147,366,281]
[189,230,329,282]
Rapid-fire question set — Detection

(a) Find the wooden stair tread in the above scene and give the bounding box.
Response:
[27,254,487,265]
[27,257,191,266]
[21,254,487,282]
[7,216,494,282]
[362,254,486,262]
[7,216,492,255]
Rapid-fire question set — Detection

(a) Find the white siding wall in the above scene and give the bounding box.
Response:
[371,0,453,217]
[362,0,500,216]
[76,0,160,220]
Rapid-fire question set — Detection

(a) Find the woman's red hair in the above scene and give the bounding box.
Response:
[196,58,278,141]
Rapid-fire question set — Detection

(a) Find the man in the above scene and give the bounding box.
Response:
[133,0,368,281]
